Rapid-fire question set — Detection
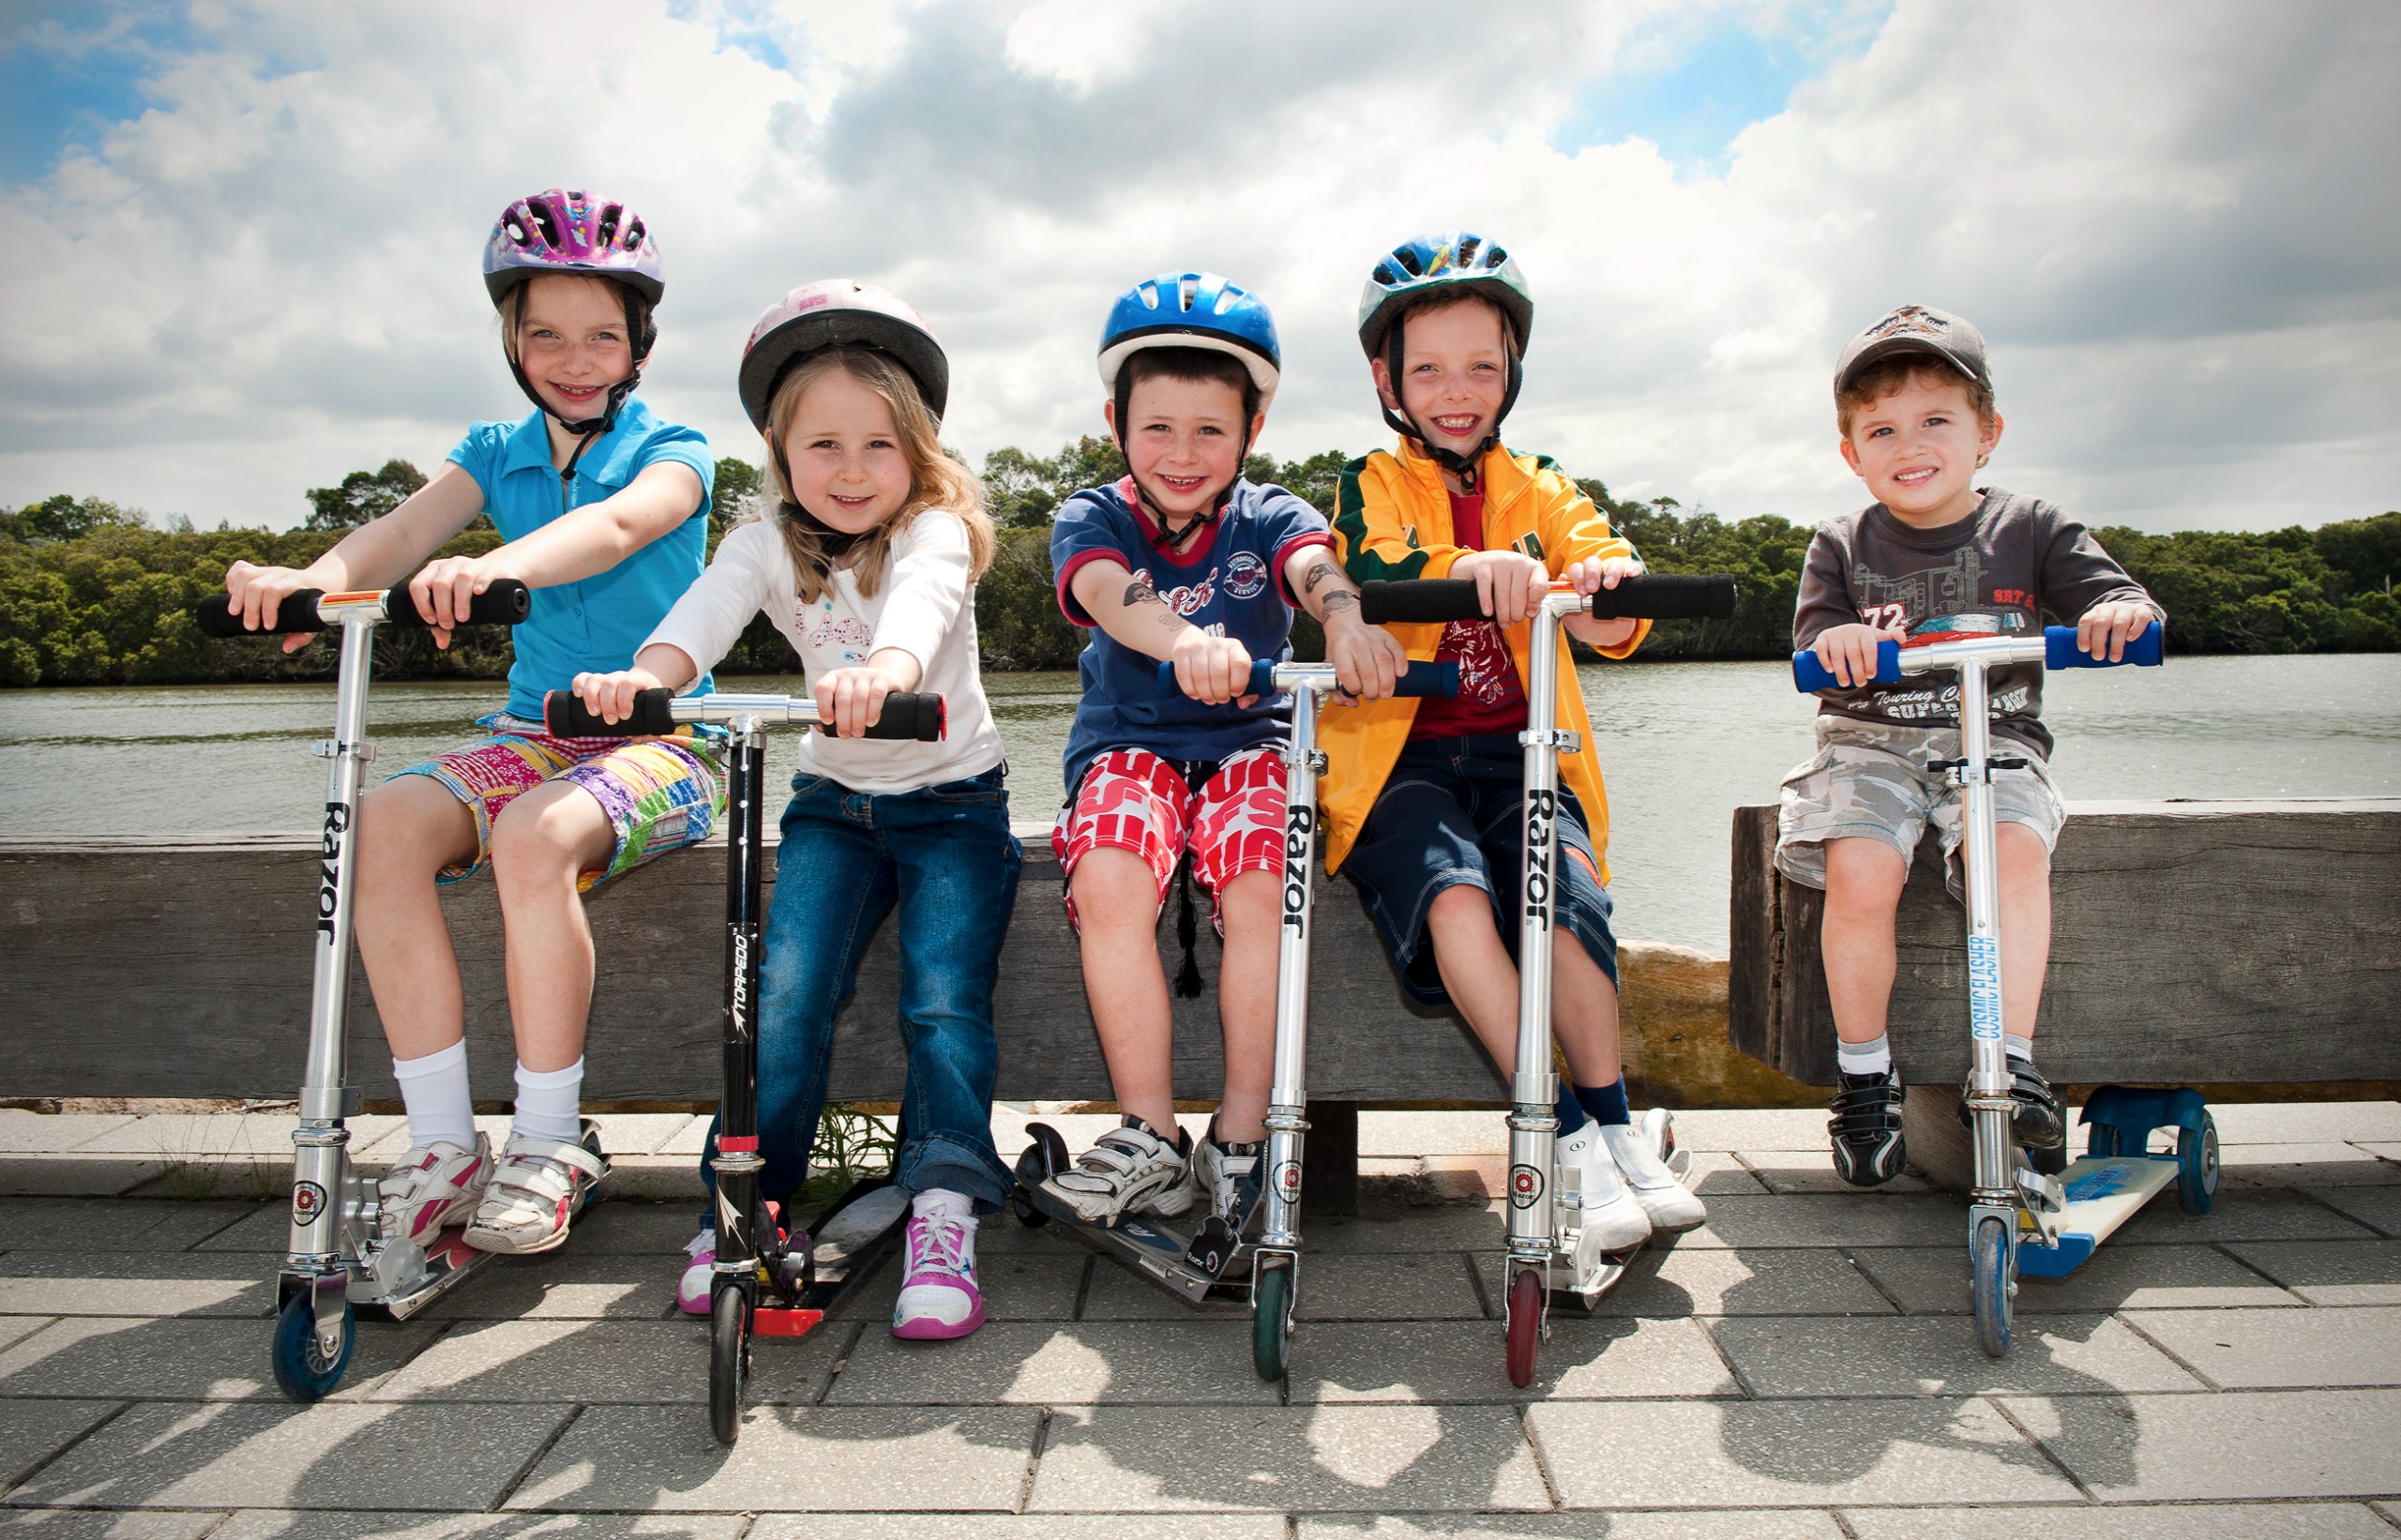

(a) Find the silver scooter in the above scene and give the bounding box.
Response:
[1792,620,2187,1356]
[1360,572,1738,1386]
[198,578,536,1402]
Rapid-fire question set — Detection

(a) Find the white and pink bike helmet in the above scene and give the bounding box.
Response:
[483,188,665,442]
[739,279,950,431]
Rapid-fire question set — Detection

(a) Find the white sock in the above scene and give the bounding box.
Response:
[912,1186,975,1221]
[2004,1033,2035,1066]
[393,1040,476,1155]
[1836,1034,1894,1078]
[510,1058,584,1143]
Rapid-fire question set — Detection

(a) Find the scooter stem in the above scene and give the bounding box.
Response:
[1506,592,1586,1267]
[1954,657,2016,1206]
[1259,676,1324,1252]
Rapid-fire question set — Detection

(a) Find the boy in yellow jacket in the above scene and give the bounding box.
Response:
[1324,232,1703,1247]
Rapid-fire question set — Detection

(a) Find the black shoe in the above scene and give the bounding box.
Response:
[1957,1059,2065,1150]
[1828,1067,1908,1187]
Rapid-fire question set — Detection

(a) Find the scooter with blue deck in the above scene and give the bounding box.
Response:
[1360,572,1740,1388]
[1009,655,1459,1374]
[547,684,945,1443]
[197,578,546,1403]
[1792,622,2208,1356]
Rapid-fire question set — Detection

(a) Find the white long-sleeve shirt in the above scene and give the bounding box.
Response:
[642,510,1005,794]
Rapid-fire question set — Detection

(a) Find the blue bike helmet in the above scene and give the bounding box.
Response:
[1356,232,1533,486]
[1098,271,1282,550]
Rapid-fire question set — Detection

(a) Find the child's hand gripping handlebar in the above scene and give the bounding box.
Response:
[543,687,949,741]
[1356,573,1740,625]
[196,579,534,636]
[1151,658,1462,699]
[1790,624,2166,692]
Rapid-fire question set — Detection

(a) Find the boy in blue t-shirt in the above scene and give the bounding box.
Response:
[1043,272,1408,1226]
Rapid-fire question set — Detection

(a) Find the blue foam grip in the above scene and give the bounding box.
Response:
[2046,622,2164,670]
[1791,639,1899,692]
[1392,660,1460,698]
[1153,659,1278,696]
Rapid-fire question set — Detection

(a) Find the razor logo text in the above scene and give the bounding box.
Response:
[1522,788,1554,929]
[315,803,349,937]
[1281,805,1313,930]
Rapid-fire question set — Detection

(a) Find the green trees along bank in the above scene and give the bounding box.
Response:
[3,455,2395,688]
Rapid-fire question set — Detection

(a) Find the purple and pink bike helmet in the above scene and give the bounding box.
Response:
[482,188,664,439]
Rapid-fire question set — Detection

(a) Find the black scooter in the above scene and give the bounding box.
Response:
[547,684,944,1443]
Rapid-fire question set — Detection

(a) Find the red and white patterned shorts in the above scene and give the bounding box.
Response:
[1051,746,1287,933]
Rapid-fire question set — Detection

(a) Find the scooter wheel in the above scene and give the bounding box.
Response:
[1971,1215,2014,1359]
[2086,1123,2121,1158]
[2028,1142,2069,1177]
[271,1291,355,1403]
[709,1287,748,1445]
[1251,1262,1294,1381]
[1006,1190,1049,1230]
[2177,1110,2219,1215]
[1504,1266,1543,1388]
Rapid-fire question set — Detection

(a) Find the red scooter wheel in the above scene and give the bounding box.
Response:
[1505,1265,1542,1388]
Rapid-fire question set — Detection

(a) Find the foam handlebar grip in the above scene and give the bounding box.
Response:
[2045,622,2165,670]
[545,687,675,738]
[1393,660,1461,698]
[1153,659,1282,697]
[1358,574,1740,625]
[1588,573,1739,620]
[851,692,946,742]
[195,590,327,637]
[1792,640,1901,692]
[383,579,533,630]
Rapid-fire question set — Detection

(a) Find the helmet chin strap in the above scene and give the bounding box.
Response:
[1379,317,1523,492]
[1112,370,1254,554]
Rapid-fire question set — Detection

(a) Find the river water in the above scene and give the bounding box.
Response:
[5,654,2397,954]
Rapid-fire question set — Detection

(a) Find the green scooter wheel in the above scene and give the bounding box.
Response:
[1252,1263,1293,1381]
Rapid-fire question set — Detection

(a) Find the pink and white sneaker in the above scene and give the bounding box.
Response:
[677,1228,715,1316]
[376,1135,491,1246]
[891,1206,983,1340]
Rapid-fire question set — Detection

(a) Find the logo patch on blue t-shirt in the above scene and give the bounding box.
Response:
[1223,550,1268,600]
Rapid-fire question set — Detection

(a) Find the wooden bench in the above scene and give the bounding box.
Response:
[5,828,1784,1211]
[1727,798,2401,1183]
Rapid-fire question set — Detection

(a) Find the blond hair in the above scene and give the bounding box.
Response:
[761,346,992,604]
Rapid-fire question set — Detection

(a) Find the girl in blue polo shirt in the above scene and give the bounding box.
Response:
[220,188,718,1258]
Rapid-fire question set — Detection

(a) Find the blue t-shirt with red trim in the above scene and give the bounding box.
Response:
[1051,476,1335,789]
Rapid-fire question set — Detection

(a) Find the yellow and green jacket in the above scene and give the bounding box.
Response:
[1321,437,1649,875]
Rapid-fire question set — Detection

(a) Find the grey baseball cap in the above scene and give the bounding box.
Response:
[1835,304,1989,395]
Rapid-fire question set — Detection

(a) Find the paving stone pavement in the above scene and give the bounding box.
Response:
[0,1104,2393,1533]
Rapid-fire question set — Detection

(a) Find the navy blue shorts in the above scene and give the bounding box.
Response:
[1340,732,1619,1007]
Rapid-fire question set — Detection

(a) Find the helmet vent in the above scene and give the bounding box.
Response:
[1178,276,1198,311]
[1484,245,1508,268]
[527,201,562,249]
[596,205,622,249]
[1394,246,1425,278]
[1138,282,1159,310]
[1457,235,1482,265]
[624,219,644,252]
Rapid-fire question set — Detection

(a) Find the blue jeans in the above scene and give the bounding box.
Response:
[699,764,1022,1215]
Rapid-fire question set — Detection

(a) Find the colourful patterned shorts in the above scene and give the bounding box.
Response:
[391,714,726,893]
[1050,746,1286,933]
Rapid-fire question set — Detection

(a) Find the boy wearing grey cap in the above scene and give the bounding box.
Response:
[1776,304,2164,1186]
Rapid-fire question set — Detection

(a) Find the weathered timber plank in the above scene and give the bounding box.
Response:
[0,835,1510,1104]
[1723,799,2401,1085]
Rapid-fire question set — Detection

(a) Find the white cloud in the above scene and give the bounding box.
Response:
[2,0,2393,532]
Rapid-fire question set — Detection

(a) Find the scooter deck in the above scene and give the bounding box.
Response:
[2014,1154,2179,1277]
[1012,1127,1259,1306]
[351,1229,491,1321]
[752,1179,912,1337]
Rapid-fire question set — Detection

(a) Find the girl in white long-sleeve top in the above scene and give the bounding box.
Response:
[570,280,1014,1341]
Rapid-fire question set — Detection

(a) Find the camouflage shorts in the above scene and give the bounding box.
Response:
[1774,717,2064,898]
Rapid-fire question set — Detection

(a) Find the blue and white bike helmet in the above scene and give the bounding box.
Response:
[1097,271,1282,547]
[1356,232,1533,484]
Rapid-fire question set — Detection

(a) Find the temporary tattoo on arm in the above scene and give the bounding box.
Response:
[1319,591,1359,619]
[1123,579,1163,609]
[1302,561,1337,596]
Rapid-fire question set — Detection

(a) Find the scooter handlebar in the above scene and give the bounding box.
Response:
[1791,640,1901,692]
[542,687,949,741]
[2044,622,2165,670]
[196,578,532,638]
[1356,573,1738,625]
[1791,622,2166,692]
[1151,658,1462,698]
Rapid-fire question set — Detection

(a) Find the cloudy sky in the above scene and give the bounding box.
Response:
[4,0,2395,534]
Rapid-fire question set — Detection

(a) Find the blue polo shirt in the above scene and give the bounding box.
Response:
[445,398,716,720]
[1050,476,1334,787]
